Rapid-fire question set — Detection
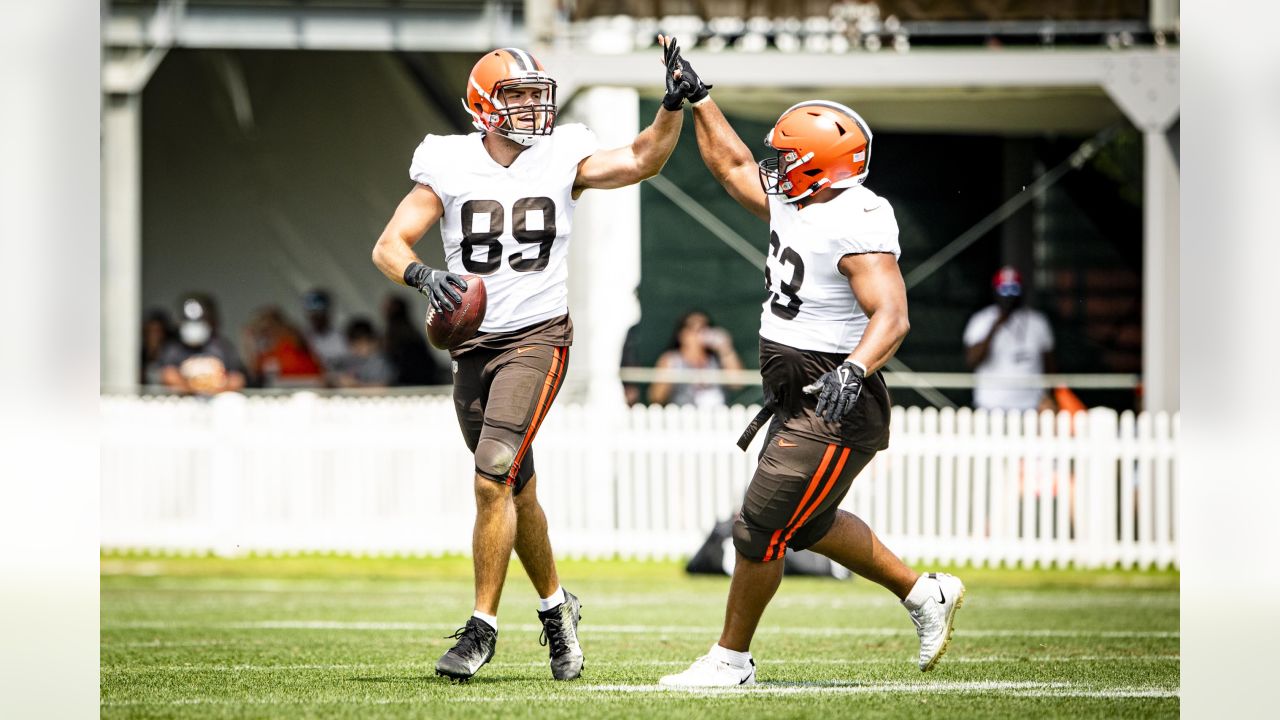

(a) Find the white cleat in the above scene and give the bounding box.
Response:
[906,572,966,672]
[659,655,756,688]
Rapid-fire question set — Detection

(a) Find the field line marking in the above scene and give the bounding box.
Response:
[561,681,1180,700]
[101,655,1182,673]
[106,620,1180,639]
[100,680,1179,706]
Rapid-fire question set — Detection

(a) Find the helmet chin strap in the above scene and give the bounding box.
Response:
[830,173,869,189]
[496,128,544,147]
[783,177,831,204]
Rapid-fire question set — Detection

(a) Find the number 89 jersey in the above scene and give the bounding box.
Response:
[409,124,598,334]
[759,185,902,354]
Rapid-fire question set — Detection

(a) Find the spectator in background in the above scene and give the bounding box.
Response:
[620,321,642,406]
[381,294,446,386]
[243,306,323,388]
[158,293,247,395]
[648,310,743,407]
[331,318,394,388]
[302,289,348,373]
[963,266,1057,412]
[140,308,175,386]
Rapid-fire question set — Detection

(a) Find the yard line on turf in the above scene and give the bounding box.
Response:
[97,681,1180,706]
[108,620,1180,639]
[100,655,1182,673]
[1014,688,1181,698]
[112,639,233,648]
[560,681,1180,700]
[100,699,425,707]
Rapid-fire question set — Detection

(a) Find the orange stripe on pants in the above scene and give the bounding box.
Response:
[505,346,567,485]
[763,443,835,562]
[777,448,852,556]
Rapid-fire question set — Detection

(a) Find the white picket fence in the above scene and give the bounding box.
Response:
[100,393,1178,569]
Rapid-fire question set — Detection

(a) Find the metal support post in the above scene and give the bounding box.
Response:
[1143,127,1179,411]
[565,87,642,408]
[102,92,143,391]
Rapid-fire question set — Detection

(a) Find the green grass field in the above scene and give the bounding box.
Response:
[101,554,1178,718]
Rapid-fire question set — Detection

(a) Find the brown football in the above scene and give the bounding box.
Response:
[425,275,487,350]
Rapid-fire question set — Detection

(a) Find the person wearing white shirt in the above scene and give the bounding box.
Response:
[963,266,1056,412]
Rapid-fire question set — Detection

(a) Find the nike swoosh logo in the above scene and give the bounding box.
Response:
[929,572,946,603]
[864,205,879,212]
[516,347,535,354]
[778,439,797,448]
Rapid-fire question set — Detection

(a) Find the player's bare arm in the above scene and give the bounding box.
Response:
[371,183,468,312]
[573,32,716,196]
[664,35,767,222]
[691,100,769,222]
[372,183,443,283]
[572,35,694,195]
[806,252,910,422]
[839,252,911,373]
[572,107,682,194]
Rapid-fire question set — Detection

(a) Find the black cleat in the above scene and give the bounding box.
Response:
[435,617,497,681]
[537,590,584,680]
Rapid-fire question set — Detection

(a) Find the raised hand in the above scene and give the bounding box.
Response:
[659,34,687,110]
[658,35,712,109]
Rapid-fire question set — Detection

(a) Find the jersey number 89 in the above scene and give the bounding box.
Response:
[459,197,557,274]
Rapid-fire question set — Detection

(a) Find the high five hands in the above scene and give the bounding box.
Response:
[658,35,712,110]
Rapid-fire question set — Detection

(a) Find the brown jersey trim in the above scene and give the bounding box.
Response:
[451,312,573,357]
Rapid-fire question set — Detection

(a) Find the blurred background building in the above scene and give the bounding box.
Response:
[102,0,1179,412]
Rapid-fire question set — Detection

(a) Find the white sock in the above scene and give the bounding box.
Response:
[472,611,498,631]
[902,574,937,611]
[708,643,752,668]
[539,586,566,612]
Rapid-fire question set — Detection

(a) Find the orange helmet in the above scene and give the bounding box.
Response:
[462,48,557,146]
[758,100,873,204]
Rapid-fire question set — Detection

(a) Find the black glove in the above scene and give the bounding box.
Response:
[676,54,712,105]
[660,35,712,110]
[660,35,687,110]
[804,361,865,423]
[404,261,467,313]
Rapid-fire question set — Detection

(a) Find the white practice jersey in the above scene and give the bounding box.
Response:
[409,124,598,333]
[759,185,902,353]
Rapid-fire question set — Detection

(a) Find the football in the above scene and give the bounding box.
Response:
[425,274,486,350]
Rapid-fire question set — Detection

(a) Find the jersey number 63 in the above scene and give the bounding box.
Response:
[764,230,805,320]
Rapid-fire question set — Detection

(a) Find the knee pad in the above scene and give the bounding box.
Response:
[474,437,518,481]
[731,512,778,562]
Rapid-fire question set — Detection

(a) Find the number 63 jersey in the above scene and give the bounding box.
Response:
[759,184,902,354]
[409,124,598,334]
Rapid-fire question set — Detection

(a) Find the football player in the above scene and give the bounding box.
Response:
[657,41,966,687]
[372,39,694,682]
